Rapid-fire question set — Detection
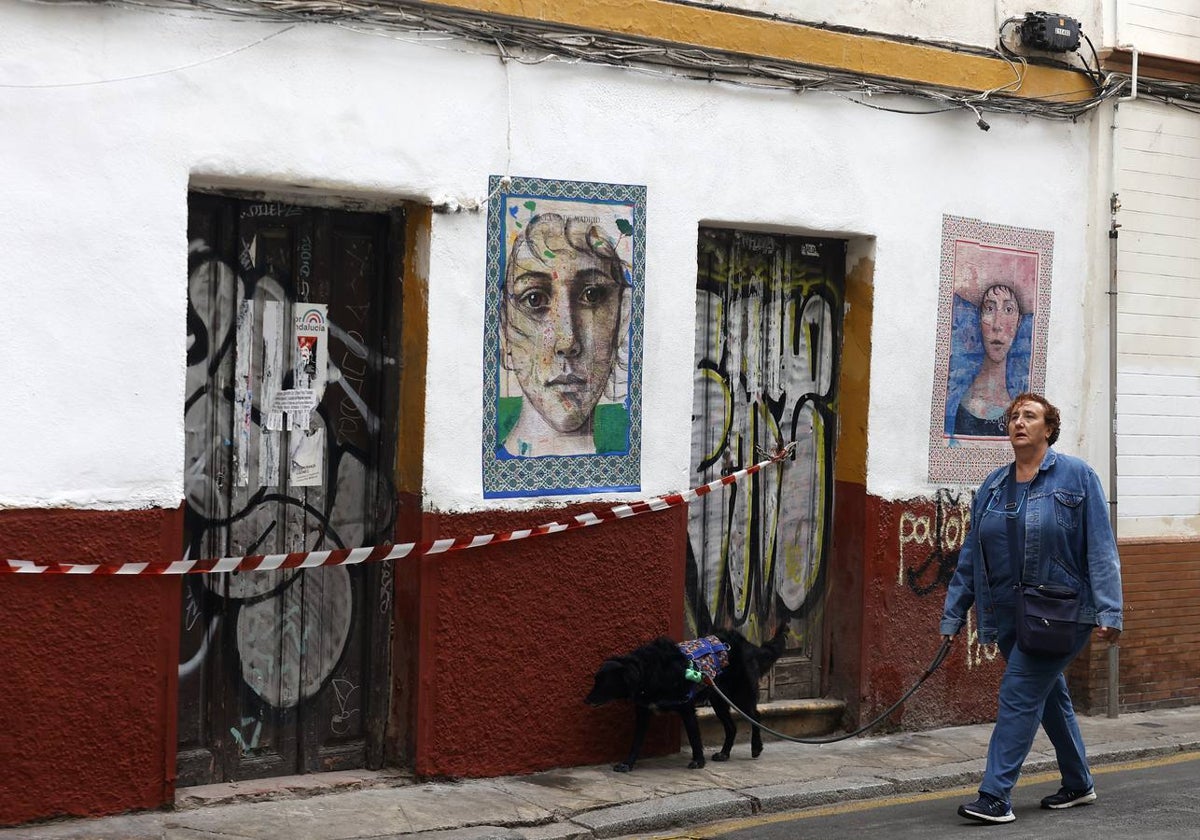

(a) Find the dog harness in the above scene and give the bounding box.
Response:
[676,635,730,701]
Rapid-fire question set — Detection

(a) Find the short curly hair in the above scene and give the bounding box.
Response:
[1005,392,1060,446]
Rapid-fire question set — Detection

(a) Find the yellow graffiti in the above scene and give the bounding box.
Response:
[965,608,1000,669]
[698,366,732,467]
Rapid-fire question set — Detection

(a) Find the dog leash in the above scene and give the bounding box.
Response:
[702,637,953,744]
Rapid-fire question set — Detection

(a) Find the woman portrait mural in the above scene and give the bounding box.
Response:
[483,176,646,498]
[929,216,1053,482]
[946,242,1038,437]
[498,213,632,458]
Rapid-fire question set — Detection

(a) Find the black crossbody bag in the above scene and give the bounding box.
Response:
[1008,466,1081,656]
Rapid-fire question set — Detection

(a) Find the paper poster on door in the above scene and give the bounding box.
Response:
[290,304,327,487]
[294,304,328,396]
[289,426,325,487]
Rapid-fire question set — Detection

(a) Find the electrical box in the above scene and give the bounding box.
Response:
[1019,11,1081,53]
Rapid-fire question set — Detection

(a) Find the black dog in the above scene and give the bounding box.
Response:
[584,625,788,772]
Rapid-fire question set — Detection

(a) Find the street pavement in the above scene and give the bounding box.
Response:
[5,705,1200,840]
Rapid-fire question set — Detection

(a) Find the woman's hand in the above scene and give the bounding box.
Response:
[1094,626,1121,643]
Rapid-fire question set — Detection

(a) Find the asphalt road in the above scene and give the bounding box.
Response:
[636,751,1200,840]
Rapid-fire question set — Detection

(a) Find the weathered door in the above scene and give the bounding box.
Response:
[689,228,845,699]
[177,194,402,784]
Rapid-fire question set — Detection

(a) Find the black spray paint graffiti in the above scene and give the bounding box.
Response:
[180,202,396,762]
[897,489,997,669]
[688,231,843,644]
[898,488,972,597]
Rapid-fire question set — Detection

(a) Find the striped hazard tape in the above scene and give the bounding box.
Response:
[1,445,794,575]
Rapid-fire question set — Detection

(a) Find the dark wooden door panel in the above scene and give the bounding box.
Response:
[178,195,401,785]
[688,228,845,700]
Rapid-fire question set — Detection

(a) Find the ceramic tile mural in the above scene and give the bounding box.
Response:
[929,215,1054,483]
[482,176,645,498]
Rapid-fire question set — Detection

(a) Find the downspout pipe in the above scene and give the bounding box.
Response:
[1104,47,1139,717]
[1107,170,1120,719]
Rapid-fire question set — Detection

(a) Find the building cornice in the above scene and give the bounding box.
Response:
[417,0,1093,102]
[1102,48,1200,86]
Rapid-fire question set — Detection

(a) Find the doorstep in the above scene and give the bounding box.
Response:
[695,697,847,743]
[174,768,416,809]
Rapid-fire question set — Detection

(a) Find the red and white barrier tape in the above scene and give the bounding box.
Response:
[1,446,793,575]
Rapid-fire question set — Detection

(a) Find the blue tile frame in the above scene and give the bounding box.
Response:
[482,175,646,498]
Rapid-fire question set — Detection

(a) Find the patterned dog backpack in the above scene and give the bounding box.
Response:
[676,635,730,701]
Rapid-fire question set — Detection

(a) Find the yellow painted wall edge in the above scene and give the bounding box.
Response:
[420,0,1093,102]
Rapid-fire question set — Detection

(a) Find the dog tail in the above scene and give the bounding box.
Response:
[756,623,789,670]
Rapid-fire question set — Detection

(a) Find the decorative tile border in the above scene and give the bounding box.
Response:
[928,215,1054,483]
[482,176,646,498]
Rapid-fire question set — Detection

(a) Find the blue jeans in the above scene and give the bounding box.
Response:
[980,608,1094,803]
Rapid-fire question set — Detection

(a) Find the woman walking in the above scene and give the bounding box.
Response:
[940,392,1123,824]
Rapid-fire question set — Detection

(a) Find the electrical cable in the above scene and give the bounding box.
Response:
[1079,34,1106,91]
[8,0,1200,123]
[703,637,954,745]
[0,21,296,88]
[0,0,1105,121]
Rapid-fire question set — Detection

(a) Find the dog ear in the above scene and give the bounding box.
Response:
[586,659,625,705]
[621,660,642,693]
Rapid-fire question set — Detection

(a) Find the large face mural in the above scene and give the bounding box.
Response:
[483,177,646,498]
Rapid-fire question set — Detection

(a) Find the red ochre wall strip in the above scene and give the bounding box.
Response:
[862,494,1003,728]
[414,503,688,776]
[0,508,182,827]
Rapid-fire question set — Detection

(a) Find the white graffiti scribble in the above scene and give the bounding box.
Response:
[230,715,263,753]
[331,678,360,735]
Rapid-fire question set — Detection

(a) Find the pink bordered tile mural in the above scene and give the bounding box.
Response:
[928,215,1054,483]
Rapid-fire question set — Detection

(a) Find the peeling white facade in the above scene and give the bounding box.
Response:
[0,1,1120,516]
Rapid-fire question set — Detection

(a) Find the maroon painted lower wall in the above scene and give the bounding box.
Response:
[0,509,181,827]
[858,491,1003,729]
[826,480,866,718]
[409,504,688,778]
[7,487,1179,825]
[855,494,1200,730]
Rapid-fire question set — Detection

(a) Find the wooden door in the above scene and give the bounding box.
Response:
[689,228,845,699]
[176,194,402,784]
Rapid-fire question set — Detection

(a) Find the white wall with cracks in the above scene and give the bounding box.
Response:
[0,2,1096,512]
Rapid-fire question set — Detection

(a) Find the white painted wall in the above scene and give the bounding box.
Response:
[1114,0,1200,60]
[1113,99,1200,538]
[0,3,1094,512]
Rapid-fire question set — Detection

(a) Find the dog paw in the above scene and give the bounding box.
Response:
[752,745,763,758]
[612,763,633,773]
[710,751,730,762]
[687,758,706,769]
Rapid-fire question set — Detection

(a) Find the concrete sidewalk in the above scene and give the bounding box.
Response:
[7,705,1200,840]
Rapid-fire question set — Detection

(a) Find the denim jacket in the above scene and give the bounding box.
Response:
[940,448,1123,644]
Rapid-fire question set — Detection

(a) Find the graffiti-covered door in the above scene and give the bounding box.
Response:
[689,229,845,699]
[177,194,402,785]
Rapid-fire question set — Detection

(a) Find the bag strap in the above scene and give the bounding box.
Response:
[1006,464,1022,586]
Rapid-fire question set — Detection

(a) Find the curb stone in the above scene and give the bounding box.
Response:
[378,829,525,840]
[889,759,986,793]
[569,790,751,839]
[517,823,594,840]
[740,776,895,812]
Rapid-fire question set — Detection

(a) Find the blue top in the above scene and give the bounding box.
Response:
[975,475,1032,605]
[940,448,1124,644]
